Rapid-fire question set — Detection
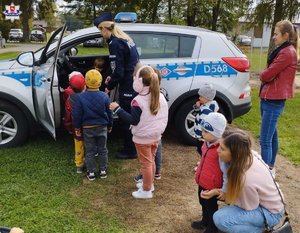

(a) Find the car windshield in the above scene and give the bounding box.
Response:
[10,29,21,32]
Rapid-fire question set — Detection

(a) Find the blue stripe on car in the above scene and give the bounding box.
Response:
[1,71,31,86]
[156,61,237,79]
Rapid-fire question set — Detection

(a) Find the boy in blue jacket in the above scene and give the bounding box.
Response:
[72,69,113,181]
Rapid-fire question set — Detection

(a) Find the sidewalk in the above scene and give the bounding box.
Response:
[0,43,44,53]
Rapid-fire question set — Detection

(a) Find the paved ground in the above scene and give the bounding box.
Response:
[0,42,44,53]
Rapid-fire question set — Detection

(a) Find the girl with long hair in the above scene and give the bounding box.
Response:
[259,20,298,176]
[212,129,284,233]
[95,12,140,159]
[110,64,168,199]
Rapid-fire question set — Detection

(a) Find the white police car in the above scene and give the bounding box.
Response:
[0,23,251,148]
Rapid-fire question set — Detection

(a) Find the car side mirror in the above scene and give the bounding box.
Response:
[68,47,78,57]
[17,51,34,66]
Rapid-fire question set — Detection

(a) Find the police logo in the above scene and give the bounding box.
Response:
[110,61,116,72]
[3,3,22,22]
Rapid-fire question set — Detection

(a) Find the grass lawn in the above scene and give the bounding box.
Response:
[233,88,300,164]
[0,52,20,60]
[0,130,138,233]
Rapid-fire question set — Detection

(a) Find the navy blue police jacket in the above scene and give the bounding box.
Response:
[106,35,139,97]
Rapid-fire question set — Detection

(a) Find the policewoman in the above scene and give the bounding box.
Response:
[94,12,139,159]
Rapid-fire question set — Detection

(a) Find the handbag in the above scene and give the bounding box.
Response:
[258,158,293,233]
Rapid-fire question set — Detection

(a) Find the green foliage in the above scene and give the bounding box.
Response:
[234,88,300,164]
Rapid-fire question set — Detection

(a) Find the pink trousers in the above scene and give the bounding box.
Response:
[135,142,158,191]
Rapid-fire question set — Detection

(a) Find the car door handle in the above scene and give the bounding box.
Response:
[174,67,192,72]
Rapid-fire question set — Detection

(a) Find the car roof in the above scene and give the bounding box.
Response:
[34,23,228,60]
[68,23,222,39]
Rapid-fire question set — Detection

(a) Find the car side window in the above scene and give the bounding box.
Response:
[129,33,179,59]
[129,32,196,59]
[74,37,109,56]
[179,36,196,57]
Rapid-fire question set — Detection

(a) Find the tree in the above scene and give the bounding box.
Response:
[37,0,57,29]
[19,0,34,42]
[247,0,300,54]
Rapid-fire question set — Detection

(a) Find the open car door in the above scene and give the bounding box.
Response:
[32,24,67,139]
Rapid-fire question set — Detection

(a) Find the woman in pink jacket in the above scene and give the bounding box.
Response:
[259,20,298,176]
[110,64,168,199]
[212,130,284,233]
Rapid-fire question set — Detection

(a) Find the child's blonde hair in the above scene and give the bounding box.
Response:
[135,63,161,115]
[99,21,133,42]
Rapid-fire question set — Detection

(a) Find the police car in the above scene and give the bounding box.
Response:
[0,23,251,148]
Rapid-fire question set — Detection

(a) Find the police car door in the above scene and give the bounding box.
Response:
[32,24,67,139]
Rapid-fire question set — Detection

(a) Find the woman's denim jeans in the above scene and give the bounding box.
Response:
[213,205,282,233]
[260,99,285,167]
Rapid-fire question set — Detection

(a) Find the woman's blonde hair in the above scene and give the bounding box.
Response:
[134,63,161,115]
[276,20,299,55]
[99,21,133,42]
[221,130,253,205]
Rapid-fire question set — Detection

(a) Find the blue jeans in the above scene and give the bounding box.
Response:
[155,141,162,173]
[260,99,285,166]
[83,126,108,173]
[213,205,282,233]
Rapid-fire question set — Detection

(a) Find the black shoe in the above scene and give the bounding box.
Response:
[116,151,137,159]
[191,220,208,229]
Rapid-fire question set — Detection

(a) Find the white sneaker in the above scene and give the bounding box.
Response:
[132,189,153,199]
[136,182,155,192]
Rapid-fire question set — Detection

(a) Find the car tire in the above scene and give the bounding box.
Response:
[174,97,198,146]
[174,97,228,146]
[0,101,29,148]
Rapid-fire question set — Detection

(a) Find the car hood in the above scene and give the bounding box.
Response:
[0,59,16,70]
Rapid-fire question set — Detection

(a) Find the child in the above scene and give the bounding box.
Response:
[133,70,169,182]
[63,71,82,103]
[72,69,113,181]
[94,57,108,91]
[193,83,219,170]
[192,112,227,233]
[110,64,169,199]
[63,72,86,173]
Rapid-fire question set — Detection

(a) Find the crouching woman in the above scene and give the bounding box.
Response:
[212,130,284,233]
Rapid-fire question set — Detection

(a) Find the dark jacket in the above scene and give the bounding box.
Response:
[106,36,139,95]
[72,90,113,129]
[259,45,297,100]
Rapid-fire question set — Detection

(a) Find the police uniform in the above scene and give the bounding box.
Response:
[107,35,139,157]
[94,12,139,158]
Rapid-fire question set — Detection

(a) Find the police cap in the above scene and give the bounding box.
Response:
[94,12,113,27]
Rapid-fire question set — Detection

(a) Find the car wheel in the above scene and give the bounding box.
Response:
[174,98,198,146]
[174,98,228,145]
[0,101,29,148]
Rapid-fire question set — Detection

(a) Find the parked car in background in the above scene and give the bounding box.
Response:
[237,35,252,46]
[8,28,23,42]
[30,27,46,42]
[0,23,251,148]
[83,38,103,47]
